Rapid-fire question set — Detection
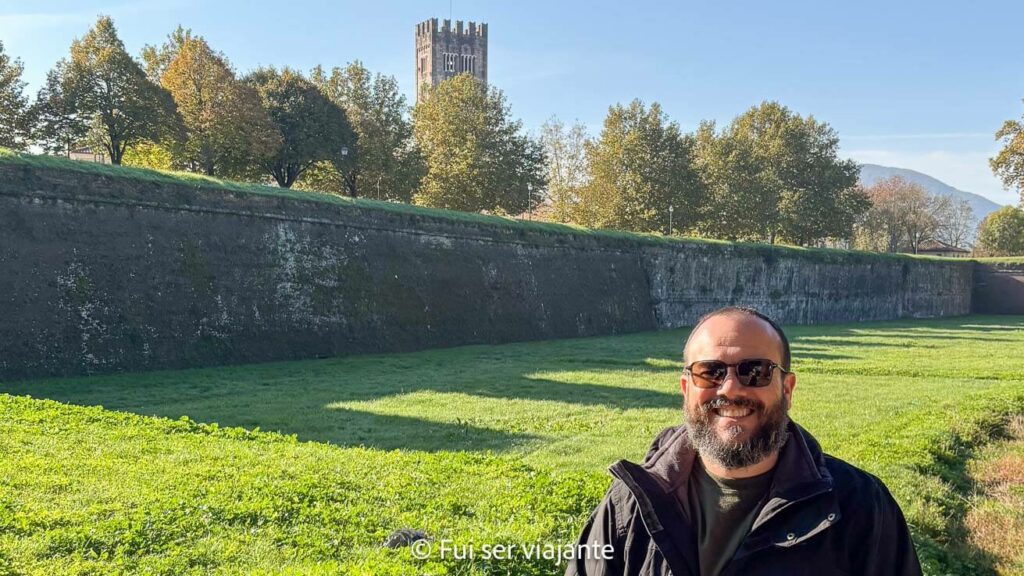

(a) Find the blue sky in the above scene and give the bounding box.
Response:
[2,0,1023,205]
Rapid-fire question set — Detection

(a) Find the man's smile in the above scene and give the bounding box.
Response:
[712,406,755,420]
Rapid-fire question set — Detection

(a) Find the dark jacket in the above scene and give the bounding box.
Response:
[565,421,922,576]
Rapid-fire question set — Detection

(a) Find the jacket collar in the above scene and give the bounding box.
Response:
[633,419,833,503]
[607,420,840,576]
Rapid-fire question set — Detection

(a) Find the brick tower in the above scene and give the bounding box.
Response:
[415,18,488,103]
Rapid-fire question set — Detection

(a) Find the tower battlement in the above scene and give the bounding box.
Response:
[416,18,488,39]
[415,18,489,104]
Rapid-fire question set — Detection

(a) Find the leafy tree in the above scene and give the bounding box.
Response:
[66,16,181,164]
[991,99,1024,204]
[853,177,906,252]
[31,61,91,156]
[308,62,424,200]
[158,34,279,176]
[975,206,1024,257]
[412,74,545,213]
[693,119,768,240]
[539,116,589,223]
[121,140,174,170]
[577,99,701,233]
[245,66,355,188]
[853,176,949,253]
[140,25,194,83]
[694,102,864,245]
[0,40,31,150]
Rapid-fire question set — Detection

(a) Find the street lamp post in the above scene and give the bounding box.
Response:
[340,147,350,196]
[669,204,674,236]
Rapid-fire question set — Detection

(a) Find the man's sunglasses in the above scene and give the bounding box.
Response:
[683,359,788,389]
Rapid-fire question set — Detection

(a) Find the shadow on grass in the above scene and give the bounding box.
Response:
[303,408,539,452]
[3,316,1022,455]
[911,423,1009,576]
[0,362,679,452]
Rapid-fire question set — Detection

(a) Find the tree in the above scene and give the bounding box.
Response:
[121,140,173,170]
[694,102,865,245]
[975,206,1024,256]
[854,176,909,252]
[854,176,948,253]
[0,40,31,150]
[902,190,947,254]
[539,116,589,223]
[245,66,355,188]
[934,198,975,249]
[308,62,424,200]
[576,99,701,233]
[31,61,91,156]
[412,74,545,214]
[693,119,766,240]
[66,16,181,164]
[158,34,279,176]
[140,25,194,83]
[991,99,1024,205]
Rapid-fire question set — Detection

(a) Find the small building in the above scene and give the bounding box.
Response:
[914,239,971,258]
[68,147,110,164]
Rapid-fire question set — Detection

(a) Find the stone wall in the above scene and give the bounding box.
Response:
[973,263,1024,314]
[0,161,975,381]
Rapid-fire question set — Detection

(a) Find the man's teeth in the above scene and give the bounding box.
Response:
[715,407,753,418]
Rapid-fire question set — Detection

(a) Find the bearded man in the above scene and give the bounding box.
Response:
[565,306,922,576]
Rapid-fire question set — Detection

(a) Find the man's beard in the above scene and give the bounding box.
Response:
[684,392,790,470]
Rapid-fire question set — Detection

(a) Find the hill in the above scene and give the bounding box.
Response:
[858,164,1003,227]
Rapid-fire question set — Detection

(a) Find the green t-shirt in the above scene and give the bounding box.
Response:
[683,458,774,576]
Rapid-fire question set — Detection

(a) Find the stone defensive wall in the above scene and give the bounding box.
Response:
[973,261,1024,314]
[0,156,976,380]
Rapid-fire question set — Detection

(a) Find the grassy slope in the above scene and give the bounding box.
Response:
[966,416,1024,575]
[3,316,1024,574]
[0,148,956,264]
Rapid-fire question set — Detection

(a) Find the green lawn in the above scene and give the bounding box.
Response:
[2,316,1023,574]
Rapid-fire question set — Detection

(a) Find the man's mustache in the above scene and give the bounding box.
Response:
[698,396,765,413]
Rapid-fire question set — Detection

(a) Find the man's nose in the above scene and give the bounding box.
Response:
[717,367,747,396]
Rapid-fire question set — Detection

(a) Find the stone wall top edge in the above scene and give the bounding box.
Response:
[0,162,976,268]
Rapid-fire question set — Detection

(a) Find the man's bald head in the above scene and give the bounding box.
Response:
[682,307,791,370]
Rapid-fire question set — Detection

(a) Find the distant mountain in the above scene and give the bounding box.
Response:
[858,164,1004,225]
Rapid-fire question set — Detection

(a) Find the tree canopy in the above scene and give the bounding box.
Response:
[854,176,964,253]
[412,74,545,214]
[975,206,1024,257]
[158,33,279,177]
[991,100,1024,205]
[308,62,423,200]
[539,116,589,223]
[575,100,701,233]
[0,40,31,150]
[65,16,181,164]
[694,102,865,245]
[245,67,356,188]
[31,61,91,156]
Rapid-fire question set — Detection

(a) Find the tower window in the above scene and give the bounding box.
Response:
[462,54,475,73]
[443,53,457,72]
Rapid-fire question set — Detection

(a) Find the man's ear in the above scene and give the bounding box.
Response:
[680,373,687,395]
[783,371,796,403]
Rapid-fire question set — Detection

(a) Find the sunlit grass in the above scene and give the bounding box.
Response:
[2,315,1023,574]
